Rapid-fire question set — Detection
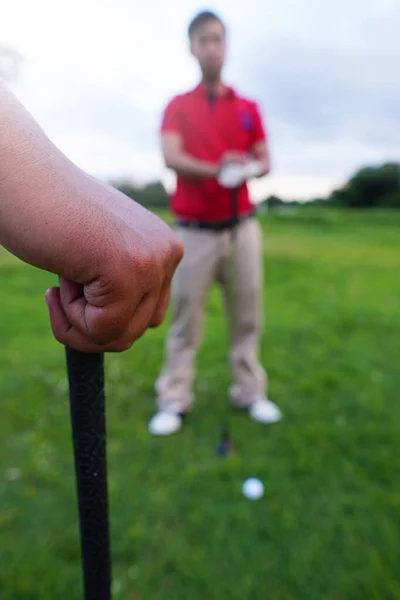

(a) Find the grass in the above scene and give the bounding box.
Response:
[0,209,399,599]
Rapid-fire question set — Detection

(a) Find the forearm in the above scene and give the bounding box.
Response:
[165,151,218,179]
[251,140,270,177]
[0,82,120,282]
[253,153,270,178]
[257,158,270,177]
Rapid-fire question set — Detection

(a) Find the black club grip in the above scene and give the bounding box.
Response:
[65,348,111,600]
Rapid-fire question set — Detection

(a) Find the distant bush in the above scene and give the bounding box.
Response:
[111,162,400,212]
[379,192,400,208]
[261,162,400,209]
[343,163,400,208]
[110,180,169,209]
[266,195,285,209]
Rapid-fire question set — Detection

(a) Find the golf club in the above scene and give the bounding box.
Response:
[65,348,111,600]
[216,184,239,457]
[216,160,262,456]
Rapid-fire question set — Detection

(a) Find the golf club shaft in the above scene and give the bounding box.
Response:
[65,348,111,600]
[221,188,239,442]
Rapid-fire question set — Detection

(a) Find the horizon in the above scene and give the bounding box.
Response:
[2,0,399,201]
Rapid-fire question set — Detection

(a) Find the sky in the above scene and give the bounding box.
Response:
[2,0,400,200]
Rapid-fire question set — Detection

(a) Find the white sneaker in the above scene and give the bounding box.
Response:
[248,397,282,424]
[148,410,183,436]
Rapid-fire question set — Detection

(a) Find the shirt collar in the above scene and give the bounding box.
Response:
[193,82,236,100]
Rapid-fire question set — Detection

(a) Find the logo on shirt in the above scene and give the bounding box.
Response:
[239,111,253,132]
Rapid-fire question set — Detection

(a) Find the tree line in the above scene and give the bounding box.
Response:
[111,162,400,210]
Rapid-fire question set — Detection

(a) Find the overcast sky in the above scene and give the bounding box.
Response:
[2,0,399,200]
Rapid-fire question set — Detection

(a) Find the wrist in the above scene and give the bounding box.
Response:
[205,163,219,178]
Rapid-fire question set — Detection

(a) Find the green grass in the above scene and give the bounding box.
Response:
[0,209,400,600]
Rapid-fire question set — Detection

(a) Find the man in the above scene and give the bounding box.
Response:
[0,81,183,352]
[149,11,282,435]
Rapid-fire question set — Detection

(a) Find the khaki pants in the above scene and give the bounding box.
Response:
[155,217,267,413]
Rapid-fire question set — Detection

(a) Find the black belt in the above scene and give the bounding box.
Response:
[176,210,255,232]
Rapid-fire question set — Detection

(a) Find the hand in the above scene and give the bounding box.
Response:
[216,152,252,183]
[45,185,183,353]
[217,152,258,189]
[0,82,183,354]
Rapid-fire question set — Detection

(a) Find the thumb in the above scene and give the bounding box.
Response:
[44,286,109,352]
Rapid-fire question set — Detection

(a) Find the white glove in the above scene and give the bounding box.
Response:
[218,160,262,189]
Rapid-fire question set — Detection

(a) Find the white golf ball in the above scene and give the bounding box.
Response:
[242,478,264,500]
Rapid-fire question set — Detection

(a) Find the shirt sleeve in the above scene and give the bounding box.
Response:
[160,96,182,135]
[250,101,267,145]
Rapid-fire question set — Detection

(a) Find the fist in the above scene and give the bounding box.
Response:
[45,184,183,353]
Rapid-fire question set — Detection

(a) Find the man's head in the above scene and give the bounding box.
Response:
[188,11,226,82]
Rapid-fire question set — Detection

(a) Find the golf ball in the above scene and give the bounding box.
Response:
[242,478,264,500]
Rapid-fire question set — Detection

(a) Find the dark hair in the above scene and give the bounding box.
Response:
[188,10,225,39]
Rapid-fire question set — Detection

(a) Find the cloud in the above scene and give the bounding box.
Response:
[233,1,400,181]
[4,0,400,199]
[243,36,400,144]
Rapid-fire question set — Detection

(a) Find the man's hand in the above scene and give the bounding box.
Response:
[217,151,257,188]
[44,187,183,353]
[0,82,183,353]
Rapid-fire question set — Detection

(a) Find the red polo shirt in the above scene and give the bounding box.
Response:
[161,83,267,222]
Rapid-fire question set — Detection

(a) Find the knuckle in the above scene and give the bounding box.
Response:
[158,236,183,274]
[133,324,148,342]
[171,238,184,263]
[131,318,150,343]
[49,320,67,345]
[52,328,66,345]
[110,327,145,352]
[133,252,159,290]
[113,338,134,352]
[150,313,164,328]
